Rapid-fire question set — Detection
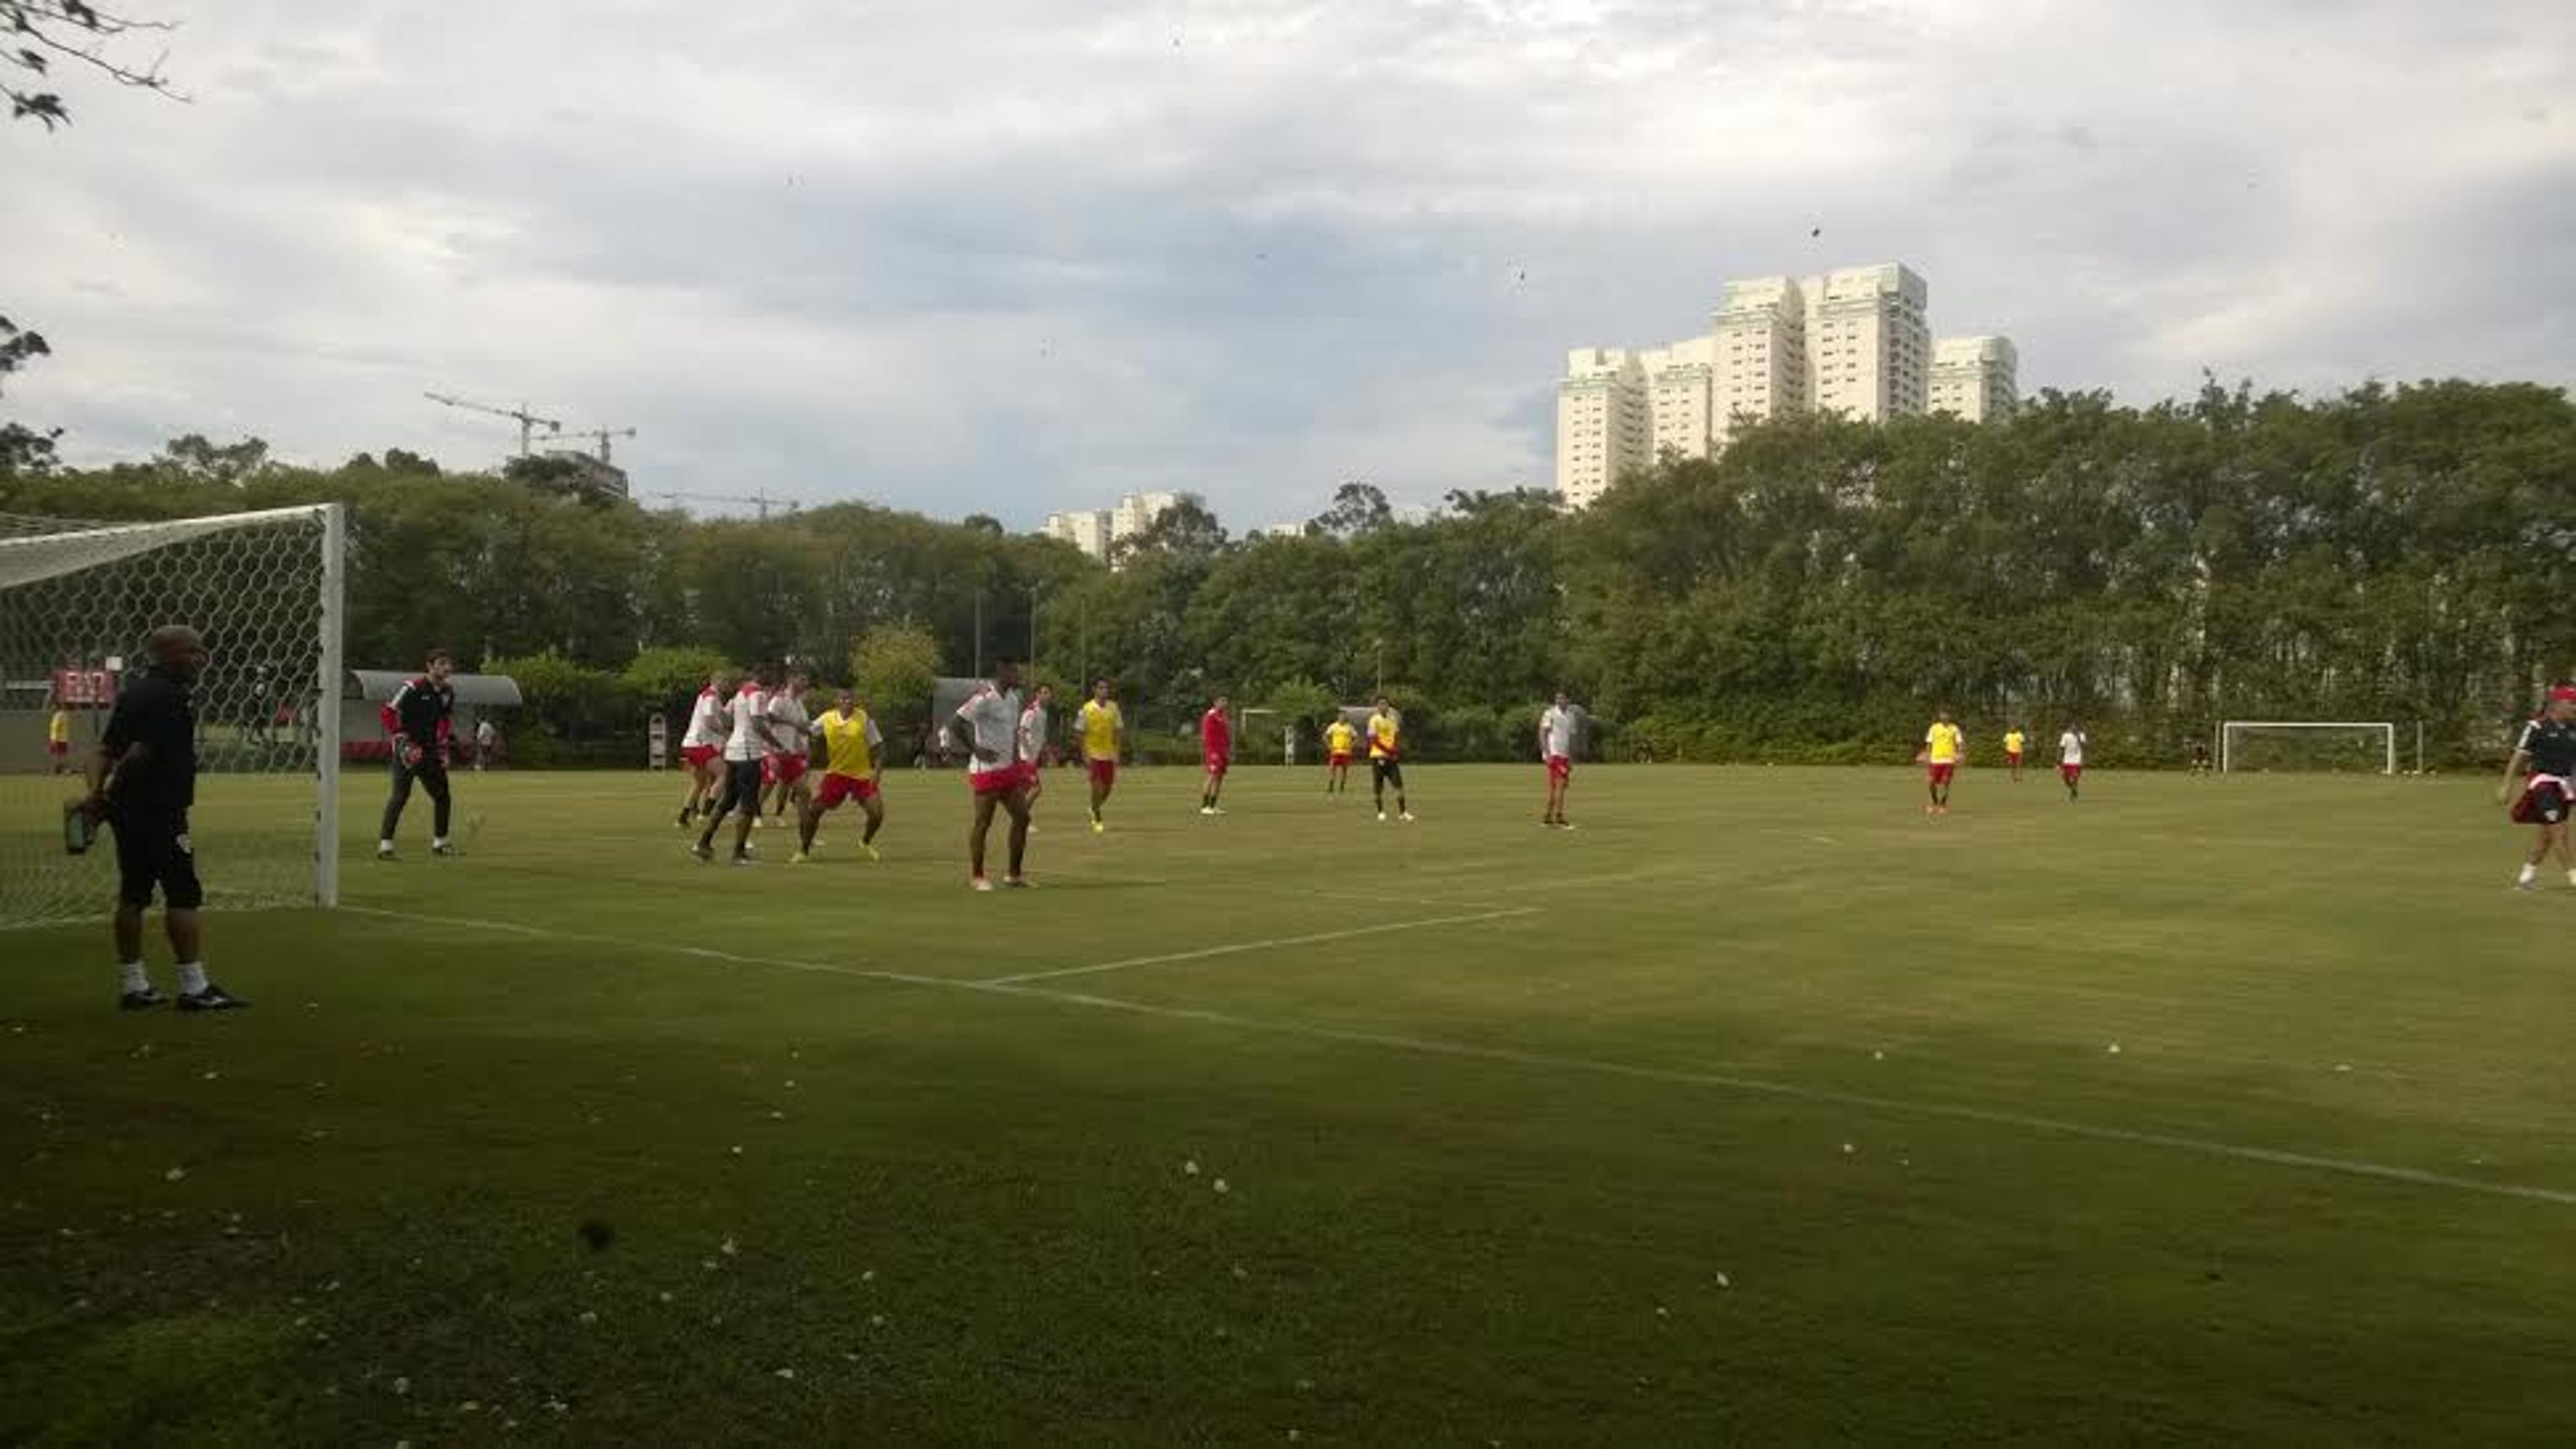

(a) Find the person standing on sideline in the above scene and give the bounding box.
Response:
[693,665,781,864]
[48,700,73,773]
[378,648,458,860]
[2059,721,2088,802]
[1199,694,1233,816]
[947,659,1034,890]
[83,625,245,1011]
[474,716,496,772]
[1921,710,1964,816]
[1322,714,1358,794]
[2002,725,2027,783]
[2500,684,2576,891]
[1538,689,1580,828]
[1076,679,1124,833]
[1366,695,1412,822]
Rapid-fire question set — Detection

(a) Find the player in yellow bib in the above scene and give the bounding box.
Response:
[1366,695,1412,821]
[793,688,885,862]
[2002,727,2026,783]
[1076,679,1124,833]
[1322,716,1358,794]
[48,705,73,774]
[1921,711,1964,816]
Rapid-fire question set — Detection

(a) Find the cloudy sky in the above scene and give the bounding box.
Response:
[12,0,2573,526]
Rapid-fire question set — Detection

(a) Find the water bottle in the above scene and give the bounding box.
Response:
[63,800,95,856]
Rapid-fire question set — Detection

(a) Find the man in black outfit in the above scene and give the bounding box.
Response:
[378,647,458,861]
[82,625,246,1011]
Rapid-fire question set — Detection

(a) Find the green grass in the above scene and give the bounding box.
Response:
[5,762,2574,1444]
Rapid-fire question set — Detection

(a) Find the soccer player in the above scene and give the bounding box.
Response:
[1020,682,1055,826]
[678,669,731,826]
[2188,737,2212,775]
[48,700,72,773]
[1322,713,1358,794]
[1921,710,1964,816]
[1538,688,1580,828]
[2500,684,2576,891]
[796,687,886,863]
[1366,695,1413,822]
[1199,694,1232,816]
[947,658,1034,890]
[82,625,245,1011]
[1076,678,1124,832]
[378,647,458,860]
[2059,720,2088,801]
[693,665,780,865]
[2002,725,2026,782]
[765,667,816,825]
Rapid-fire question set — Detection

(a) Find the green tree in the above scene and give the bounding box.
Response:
[849,622,943,728]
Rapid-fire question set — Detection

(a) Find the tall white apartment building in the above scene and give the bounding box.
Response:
[1929,335,2019,421]
[1110,490,1181,545]
[1042,508,1112,561]
[1642,336,1718,462]
[1555,347,1651,510]
[1712,276,1809,444]
[1802,263,1930,421]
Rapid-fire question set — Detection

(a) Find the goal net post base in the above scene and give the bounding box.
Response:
[2217,721,2396,775]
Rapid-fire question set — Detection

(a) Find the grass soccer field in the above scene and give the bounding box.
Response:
[5,762,2574,1444]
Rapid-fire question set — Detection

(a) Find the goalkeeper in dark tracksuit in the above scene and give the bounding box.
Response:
[378,648,458,860]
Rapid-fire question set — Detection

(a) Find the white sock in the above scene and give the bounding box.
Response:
[2519,863,2538,883]
[431,836,449,848]
[378,840,394,853]
[119,961,150,994]
[177,961,209,995]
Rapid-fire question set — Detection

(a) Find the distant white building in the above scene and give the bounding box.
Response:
[1041,509,1112,561]
[1804,263,1931,423]
[1256,522,1307,540]
[1929,335,2020,421]
[1555,347,1652,511]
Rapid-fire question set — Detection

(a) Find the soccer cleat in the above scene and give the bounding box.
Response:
[1377,811,1387,822]
[730,852,755,867]
[376,843,397,861]
[971,876,995,892]
[689,841,713,862]
[2514,877,2540,892]
[119,987,168,1011]
[176,983,248,1012]
[1004,875,1032,890]
[788,851,810,865]
[678,808,693,828]
[1090,818,1105,835]
[1400,811,1416,822]
[431,839,452,857]
[862,843,881,862]
[1199,806,1216,816]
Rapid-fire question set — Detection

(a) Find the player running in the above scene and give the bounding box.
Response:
[1366,695,1412,822]
[677,668,731,827]
[947,659,1035,890]
[2059,721,2088,801]
[1199,694,1232,816]
[1020,682,1055,826]
[1538,689,1579,828]
[1076,678,1123,832]
[1323,713,1358,794]
[1921,710,1963,816]
[2003,725,2026,782]
[378,648,459,860]
[693,666,781,865]
[2500,683,2576,892]
[795,687,886,863]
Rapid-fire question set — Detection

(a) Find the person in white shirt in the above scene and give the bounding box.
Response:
[2058,722,2088,802]
[761,667,816,826]
[693,667,780,864]
[1017,682,1055,828]
[676,669,732,828]
[945,659,1035,890]
[1538,689,1581,829]
[473,716,497,772]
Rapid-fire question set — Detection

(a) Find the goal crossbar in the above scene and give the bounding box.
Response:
[2218,720,2395,775]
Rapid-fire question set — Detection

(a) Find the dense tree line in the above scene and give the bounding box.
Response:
[5,378,2573,767]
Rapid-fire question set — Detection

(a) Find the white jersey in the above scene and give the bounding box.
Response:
[1018,702,1050,763]
[767,692,812,758]
[2059,729,2086,765]
[682,688,727,749]
[1540,704,1579,759]
[724,687,769,762]
[955,684,1023,777]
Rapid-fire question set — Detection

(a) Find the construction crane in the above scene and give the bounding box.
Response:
[648,490,801,521]
[551,425,638,464]
[423,391,562,457]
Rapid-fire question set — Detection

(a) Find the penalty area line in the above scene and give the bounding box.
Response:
[333,905,2576,1210]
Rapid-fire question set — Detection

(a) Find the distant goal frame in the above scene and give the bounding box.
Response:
[2217,720,2396,776]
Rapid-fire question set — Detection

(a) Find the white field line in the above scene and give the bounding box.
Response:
[977,908,1542,985]
[336,906,2576,1209]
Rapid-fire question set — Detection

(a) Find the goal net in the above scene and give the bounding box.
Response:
[2218,720,2395,775]
[0,504,345,928]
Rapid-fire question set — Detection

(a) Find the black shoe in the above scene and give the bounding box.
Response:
[678,808,694,828]
[689,841,713,862]
[176,984,248,1012]
[119,987,168,1011]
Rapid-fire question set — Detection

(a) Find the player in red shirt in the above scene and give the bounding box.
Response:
[1198,694,1232,816]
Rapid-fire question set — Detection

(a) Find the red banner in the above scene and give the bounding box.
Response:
[51,667,117,706]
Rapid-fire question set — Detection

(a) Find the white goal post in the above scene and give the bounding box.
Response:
[1,504,346,928]
[2218,720,2396,775]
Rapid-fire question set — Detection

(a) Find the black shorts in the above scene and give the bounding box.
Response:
[722,757,763,809]
[2513,780,2569,826]
[1371,757,1405,788]
[111,812,203,910]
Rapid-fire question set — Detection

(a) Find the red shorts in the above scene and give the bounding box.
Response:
[1087,758,1118,786]
[765,753,809,786]
[47,741,69,757]
[1927,762,1955,784]
[682,743,720,767]
[2060,763,2083,784]
[2004,751,2023,767]
[969,761,1036,796]
[1204,753,1229,777]
[1546,754,1572,783]
[1328,751,1352,768]
[814,772,879,810]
